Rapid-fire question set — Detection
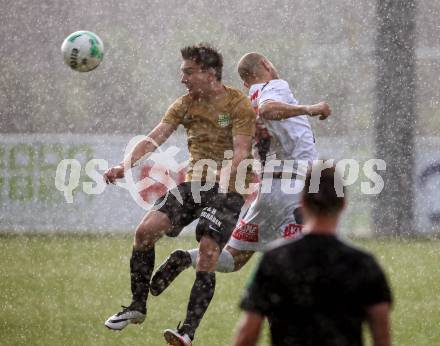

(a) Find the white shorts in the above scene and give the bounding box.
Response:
[228,177,303,252]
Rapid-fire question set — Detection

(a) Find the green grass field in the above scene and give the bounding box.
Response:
[1,234,439,346]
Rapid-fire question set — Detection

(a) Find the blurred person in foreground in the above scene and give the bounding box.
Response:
[103,43,256,346]
[233,162,392,346]
[150,52,331,294]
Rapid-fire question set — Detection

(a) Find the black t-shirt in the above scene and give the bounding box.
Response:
[240,234,392,346]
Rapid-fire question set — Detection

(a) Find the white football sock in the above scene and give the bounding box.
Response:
[188,248,199,268]
[187,248,235,272]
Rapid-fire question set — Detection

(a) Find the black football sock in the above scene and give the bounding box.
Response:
[130,247,155,313]
[182,271,216,340]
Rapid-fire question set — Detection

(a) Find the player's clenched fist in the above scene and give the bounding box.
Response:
[307,102,331,120]
[103,164,125,184]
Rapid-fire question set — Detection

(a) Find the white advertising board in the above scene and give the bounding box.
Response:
[0,134,438,235]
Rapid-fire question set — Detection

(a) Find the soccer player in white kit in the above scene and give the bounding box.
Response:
[149,53,331,297]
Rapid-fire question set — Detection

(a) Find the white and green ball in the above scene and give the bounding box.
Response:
[61,31,104,72]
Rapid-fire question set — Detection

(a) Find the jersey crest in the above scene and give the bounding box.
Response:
[217,113,231,127]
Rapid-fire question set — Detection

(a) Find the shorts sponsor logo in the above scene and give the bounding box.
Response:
[200,211,222,227]
[201,208,222,228]
[232,221,259,242]
[283,223,303,238]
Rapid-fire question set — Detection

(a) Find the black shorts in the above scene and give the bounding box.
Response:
[154,182,244,247]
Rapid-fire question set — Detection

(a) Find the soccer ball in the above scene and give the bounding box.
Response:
[61,31,104,72]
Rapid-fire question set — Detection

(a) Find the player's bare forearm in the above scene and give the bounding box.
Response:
[259,101,331,120]
[230,134,253,178]
[233,312,264,346]
[104,122,176,184]
[259,101,308,120]
[218,134,252,192]
[121,122,176,168]
[367,302,392,346]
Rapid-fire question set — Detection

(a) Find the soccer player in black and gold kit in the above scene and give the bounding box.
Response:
[103,43,255,346]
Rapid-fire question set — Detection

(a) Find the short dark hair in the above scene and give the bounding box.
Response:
[303,164,345,216]
[180,43,223,81]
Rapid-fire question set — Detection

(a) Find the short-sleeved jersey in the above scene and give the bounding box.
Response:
[161,86,255,195]
[249,79,317,173]
[240,234,392,346]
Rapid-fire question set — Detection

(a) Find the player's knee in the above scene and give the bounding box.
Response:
[205,247,218,260]
[134,224,151,249]
[133,211,170,249]
[225,246,253,272]
[197,237,220,271]
[198,248,218,267]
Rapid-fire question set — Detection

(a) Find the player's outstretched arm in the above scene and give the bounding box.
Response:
[124,122,176,167]
[232,311,264,346]
[103,122,176,184]
[259,101,331,121]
